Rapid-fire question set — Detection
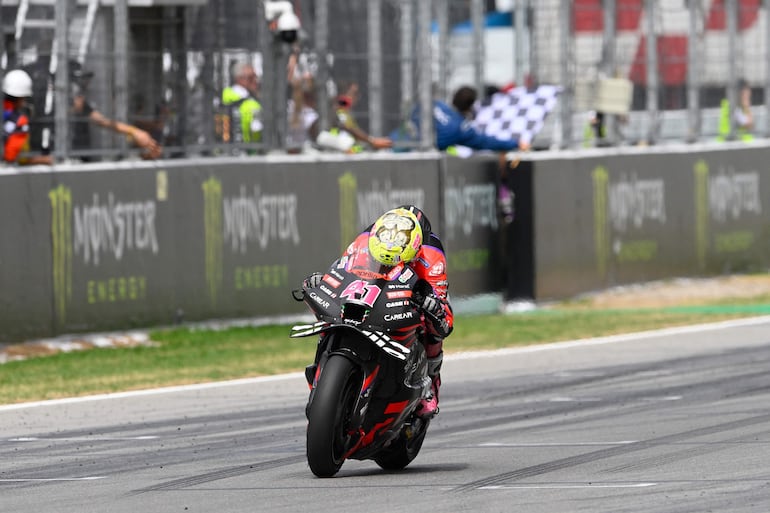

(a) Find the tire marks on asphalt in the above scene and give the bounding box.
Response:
[452,413,770,492]
[131,455,305,494]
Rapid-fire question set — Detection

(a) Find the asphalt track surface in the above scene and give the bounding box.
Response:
[2,317,770,513]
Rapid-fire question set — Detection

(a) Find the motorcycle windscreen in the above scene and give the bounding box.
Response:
[343,249,404,281]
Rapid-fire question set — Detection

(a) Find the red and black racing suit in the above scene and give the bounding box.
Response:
[343,228,453,374]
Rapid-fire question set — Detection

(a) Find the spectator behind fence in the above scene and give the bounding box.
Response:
[220,62,263,147]
[718,78,754,142]
[408,85,530,153]
[69,62,162,161]
[286,49,319,153]
[318,81,392,152]
[2,70,52,166]
[132,93,171,146]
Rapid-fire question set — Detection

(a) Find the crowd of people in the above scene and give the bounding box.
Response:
[2,48,539,168]
[6,53,755,168]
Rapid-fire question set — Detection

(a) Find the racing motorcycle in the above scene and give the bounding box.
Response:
[290,254,434,478]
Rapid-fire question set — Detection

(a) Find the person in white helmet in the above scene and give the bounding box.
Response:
[2,69,52,165]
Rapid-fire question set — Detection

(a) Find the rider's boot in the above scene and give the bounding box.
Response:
[417,374,441,418]
[417,347,443,418]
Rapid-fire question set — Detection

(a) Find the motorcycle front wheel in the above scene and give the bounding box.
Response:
[306,354,361,477]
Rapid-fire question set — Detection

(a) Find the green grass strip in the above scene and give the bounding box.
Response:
[0,304,766,405]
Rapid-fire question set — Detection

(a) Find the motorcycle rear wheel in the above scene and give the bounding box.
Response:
[374,417,430,470]
[306,354,360,477]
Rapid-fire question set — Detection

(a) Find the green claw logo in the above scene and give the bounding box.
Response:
[203,177,224,307]
[339,172,358,253]
[49,185,73,324]
[694,160,709,271]
[592,166,609,279]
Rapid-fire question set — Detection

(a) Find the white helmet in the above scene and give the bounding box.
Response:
[2,69,33,98]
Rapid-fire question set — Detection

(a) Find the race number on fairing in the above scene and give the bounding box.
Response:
[340,280,382,306]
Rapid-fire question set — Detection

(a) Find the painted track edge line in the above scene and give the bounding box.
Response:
[0,372,305,411]
[3,315,769,411]
[448,314,770,361]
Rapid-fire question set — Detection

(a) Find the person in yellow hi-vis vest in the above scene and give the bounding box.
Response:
[221,62,263,145]
[718,79,754,142]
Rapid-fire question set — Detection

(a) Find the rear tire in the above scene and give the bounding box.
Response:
[374,417,430,470]
[306,354,360,477]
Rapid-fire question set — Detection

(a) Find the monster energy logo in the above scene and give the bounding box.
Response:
[694,160,709,271]
[592,166,609,279]
[222,186,300,252]
[72,193,159,265]
[203,177,223,307]
[50,185,73,324]
[357,181,425,227]
[339,172,357,253]
[444,181,497,238]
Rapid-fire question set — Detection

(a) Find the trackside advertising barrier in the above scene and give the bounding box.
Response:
[2,144,769,342]
[0,155,469,342]
[526,144,770,299]
[441,156,502,296]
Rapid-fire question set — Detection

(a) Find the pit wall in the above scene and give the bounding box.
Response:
[1,143,768,342]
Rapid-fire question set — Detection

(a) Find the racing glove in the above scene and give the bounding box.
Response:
[421,294,445,319]
[421,294,452,338]
[303,272,323,289]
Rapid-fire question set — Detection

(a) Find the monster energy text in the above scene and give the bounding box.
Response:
[74,192,159,266]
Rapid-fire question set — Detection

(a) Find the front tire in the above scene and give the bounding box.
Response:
[306,354,360,477]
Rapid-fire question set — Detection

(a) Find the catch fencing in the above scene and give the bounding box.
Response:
[2,1,769,162]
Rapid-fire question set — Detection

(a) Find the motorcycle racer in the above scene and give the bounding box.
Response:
[304,205,452,418]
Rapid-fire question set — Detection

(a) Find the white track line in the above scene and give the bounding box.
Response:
[480,483,657,490]
[2,315,769,412]
[0,477,105,482]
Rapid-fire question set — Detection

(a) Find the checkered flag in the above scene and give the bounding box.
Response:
[474,85,561,145]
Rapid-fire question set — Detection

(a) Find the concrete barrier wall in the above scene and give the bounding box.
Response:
[3,144,769,342]
[0,155,500,342]
[0,172,56,341]
[528,144,770,299]
[442,156,501,295]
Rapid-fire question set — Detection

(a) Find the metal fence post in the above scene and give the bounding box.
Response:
[644,0,658,145]
[54,0,71,161]
[399,0,414,122]
[471,0,485,97]
[114,0,129,156]
[436,0,449,102]
[559,0,573,148]
[314,0,330,133]
[514,0,528,86]
[368,0,383,137]
[417,0,433,150]
[257,0,275,151]
[766,0,770,137]
[686,0,701,143]
[726,0,738,141]
[601,0,617,145]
